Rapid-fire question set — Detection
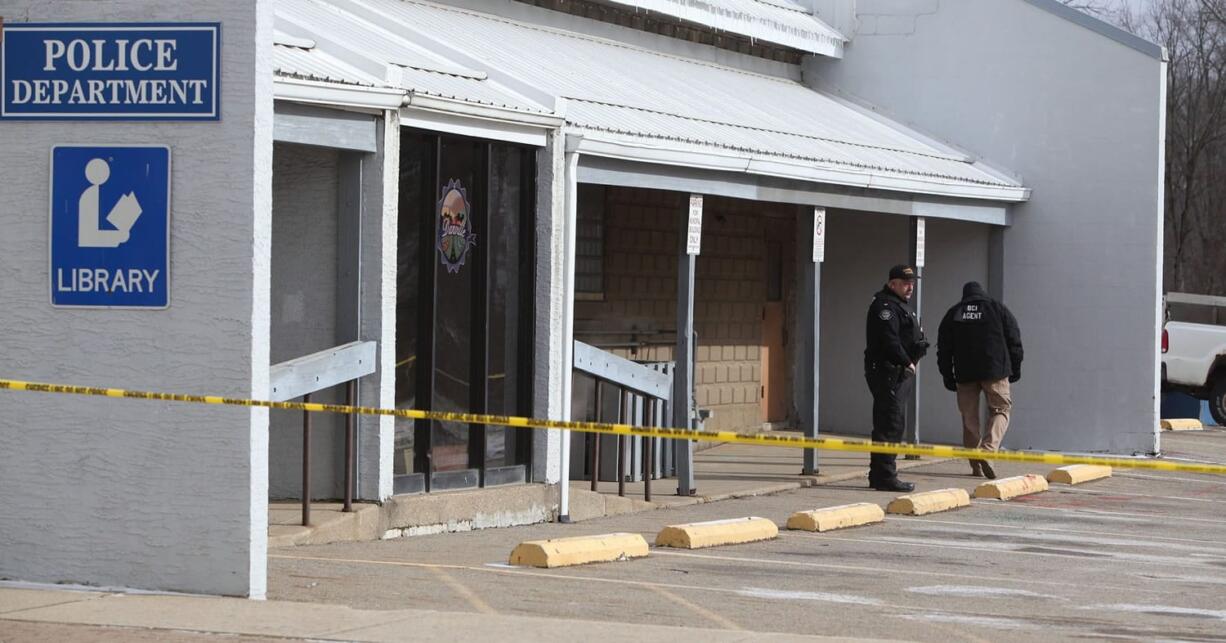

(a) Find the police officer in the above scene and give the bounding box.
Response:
[864,264,929,492]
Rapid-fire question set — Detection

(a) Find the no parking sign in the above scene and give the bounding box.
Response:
[49,145,170,308]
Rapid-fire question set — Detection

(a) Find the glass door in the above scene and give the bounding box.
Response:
[394,129,534,494]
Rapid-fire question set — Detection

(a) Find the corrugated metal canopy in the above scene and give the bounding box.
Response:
[274,0,552,115]
[599,0,846,56]
[274,40,378,87]
[273,0,1027,202]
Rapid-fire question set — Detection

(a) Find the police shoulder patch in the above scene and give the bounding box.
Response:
[879,309,893,321]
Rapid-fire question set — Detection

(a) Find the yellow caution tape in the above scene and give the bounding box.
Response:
[2,377,1224,476]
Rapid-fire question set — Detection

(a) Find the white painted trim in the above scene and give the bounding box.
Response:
[570,134,1030,203]
[405,93,564,128]
[400,105,550,147]
[378,110,401,501]
[1154,60,1169,454]
[250,0,276,600]
[273,102,378,153]
[558,146,580,519]
[576,155,1012,225]
[274,77,405,109]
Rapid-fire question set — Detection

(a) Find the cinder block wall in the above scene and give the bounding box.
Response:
[575,186,795,433]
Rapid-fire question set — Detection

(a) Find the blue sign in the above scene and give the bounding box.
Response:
[2,23,220,120]
[50,146,170,308]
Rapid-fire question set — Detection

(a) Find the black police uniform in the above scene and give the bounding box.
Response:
[864,285,928,486]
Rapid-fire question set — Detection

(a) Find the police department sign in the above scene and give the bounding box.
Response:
[1,23,220,120]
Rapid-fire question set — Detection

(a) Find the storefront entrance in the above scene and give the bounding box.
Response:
[393,129,536,494]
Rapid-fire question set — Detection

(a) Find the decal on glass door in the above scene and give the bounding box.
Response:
[437,178,476,274]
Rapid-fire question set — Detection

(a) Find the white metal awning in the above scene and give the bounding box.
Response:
[599,0,846,57]
[272,0,1028,203]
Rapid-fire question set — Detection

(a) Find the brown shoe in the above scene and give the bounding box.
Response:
[970,460,983,477]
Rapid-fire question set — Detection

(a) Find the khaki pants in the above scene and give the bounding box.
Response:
[957,378,1012,452]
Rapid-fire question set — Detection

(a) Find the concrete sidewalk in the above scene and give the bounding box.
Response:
[0,586,894,642]
[566,436,945,520]
[270,433,949,544]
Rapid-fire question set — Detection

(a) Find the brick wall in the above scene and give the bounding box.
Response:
[575,186,795,433]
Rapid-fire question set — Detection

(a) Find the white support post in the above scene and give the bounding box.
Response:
[907,217,926,452]
[558,145,580,522]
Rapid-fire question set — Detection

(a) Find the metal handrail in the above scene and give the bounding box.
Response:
[270,341,376,526]
[572,340,674,502]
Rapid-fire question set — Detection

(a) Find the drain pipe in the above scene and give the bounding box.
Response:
[558,137,582,522]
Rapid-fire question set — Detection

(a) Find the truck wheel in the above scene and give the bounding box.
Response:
[1211,376,1226,426]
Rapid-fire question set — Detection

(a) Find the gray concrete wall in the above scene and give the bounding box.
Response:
[818,210,903,436]
[270,142,343,499]
[808,0,1165,453]
[0,1,272,596]
[917,218,992,445]
[819,211,989,445]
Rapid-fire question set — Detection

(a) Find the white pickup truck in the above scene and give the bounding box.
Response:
[1162,293,1226,425]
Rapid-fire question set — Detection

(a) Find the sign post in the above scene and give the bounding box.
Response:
[686,195,703,256]
[802,207,824,474]
[907,217,926,455]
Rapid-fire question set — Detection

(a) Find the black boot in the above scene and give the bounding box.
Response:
[870,478,916,492]
[979,460,997,480]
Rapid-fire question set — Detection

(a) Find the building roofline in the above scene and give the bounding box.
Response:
[1023,0,1166,62]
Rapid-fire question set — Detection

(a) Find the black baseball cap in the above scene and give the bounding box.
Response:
[888,264,920,281]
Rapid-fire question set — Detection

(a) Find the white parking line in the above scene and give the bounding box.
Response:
[272,552,1002,617]
[650,550,1180,595]
[969,500,1226,525]
[783,532,1226,570]
[899,516,1224,546]
[1117,472,1226,486]
[1044,486,1226,505]
[645,584,744,631]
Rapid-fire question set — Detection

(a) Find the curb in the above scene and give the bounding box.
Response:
[509,532,649,568]
[786,503,885,532]
[886,488,970,516]
[656,517,778,549]
[1047,464,1112,485]
[973,474,1049,500]
[1161,419,1203,431]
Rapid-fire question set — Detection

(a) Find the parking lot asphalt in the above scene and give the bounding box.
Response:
[265,428,1226,642]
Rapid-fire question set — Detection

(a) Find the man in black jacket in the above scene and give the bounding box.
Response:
[864,265,929,492]
[937,281,1023,479]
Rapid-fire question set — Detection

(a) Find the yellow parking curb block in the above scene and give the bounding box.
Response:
[786,503,885,532]
[1161,419,1203,431]
[1047,464,1112,485]
[973,474,1049,500]
[885,488,970,516]
[509,532,649,568]
[656,517,778,549]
